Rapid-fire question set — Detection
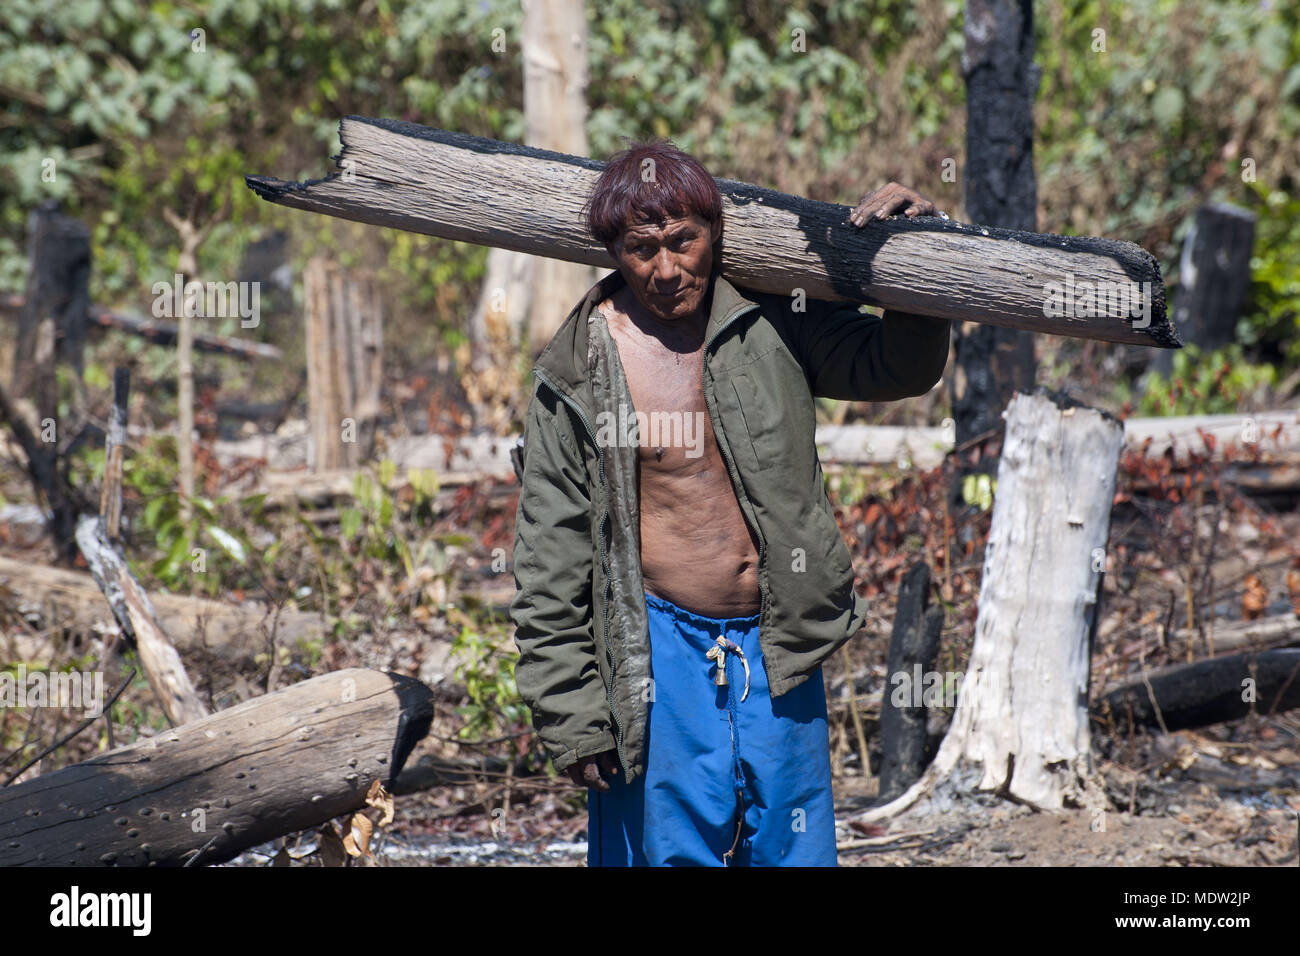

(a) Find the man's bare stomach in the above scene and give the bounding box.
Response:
[599,292,761,619]
[640,472,761,619]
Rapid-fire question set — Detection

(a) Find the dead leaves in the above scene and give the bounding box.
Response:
[272,779,397,867]
[1288,559,1300,616]
[340,779,395,863]
[1242,573,1268,621]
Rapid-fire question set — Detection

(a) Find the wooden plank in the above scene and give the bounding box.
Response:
[246,115,1177,348]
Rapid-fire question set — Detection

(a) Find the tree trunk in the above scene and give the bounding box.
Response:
[1151,201,1256,376]
[6,202,91,561]
[12,200,91,417]
[246,117,1177,348]
[520,0,600,354]
[303,257,383,471]
[857,389,1124,822]
[466,0,599,419]
[0,669,433,867]
[0,553,333,669]
[952,0,1039,458]
[877,561,945,803]
[163,212,202,523]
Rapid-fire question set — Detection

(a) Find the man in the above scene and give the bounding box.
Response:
[509,140,950,866]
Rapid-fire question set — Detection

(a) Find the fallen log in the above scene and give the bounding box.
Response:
[1149,732,1296,791]
[389,752,512,794]
[0,292,282,360]
[1173,613,1300,655]
[0,554,331,667]
[246,115,1176,348]
[0,668,433,866]
[813,409,1300,470]
[1097,648,1300,731]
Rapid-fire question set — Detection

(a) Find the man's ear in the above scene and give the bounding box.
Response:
[710,219,722,244]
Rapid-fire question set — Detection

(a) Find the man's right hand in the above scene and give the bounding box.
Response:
[565,750,621,791]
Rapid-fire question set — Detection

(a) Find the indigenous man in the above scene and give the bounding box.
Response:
[509,140,951,866]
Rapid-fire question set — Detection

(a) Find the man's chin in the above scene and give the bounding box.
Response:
[649,296,699,321]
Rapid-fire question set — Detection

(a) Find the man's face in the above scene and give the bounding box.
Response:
[609,212,722,324]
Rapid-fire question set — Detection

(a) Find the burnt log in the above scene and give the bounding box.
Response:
[877,560,945,803]
[247,116,1176,348]
[1096,648,1300,731]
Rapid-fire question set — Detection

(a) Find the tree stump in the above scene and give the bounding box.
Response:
[878,561,945,803]
[856,388,1124,822]
[1151,202,1256,376]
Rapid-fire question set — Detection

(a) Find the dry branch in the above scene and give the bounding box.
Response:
[74,514,209,726]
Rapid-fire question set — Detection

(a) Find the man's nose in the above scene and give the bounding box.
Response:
[651,249,680,286]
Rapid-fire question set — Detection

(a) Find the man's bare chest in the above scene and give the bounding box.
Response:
[601,305,706,411]
[599,302,712,464]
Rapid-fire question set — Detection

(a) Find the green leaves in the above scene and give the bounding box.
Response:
[1139,343,1277,417]
[1151,86,1184,130]
[961,473,995,512]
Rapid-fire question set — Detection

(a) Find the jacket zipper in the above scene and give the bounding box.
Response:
[531,300,762,777]
[530,368,628,776]
[702,304,769,629]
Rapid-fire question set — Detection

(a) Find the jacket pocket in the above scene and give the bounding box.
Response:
[729,371,778,472]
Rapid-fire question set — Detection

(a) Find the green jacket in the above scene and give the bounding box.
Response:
[509,268,950,782]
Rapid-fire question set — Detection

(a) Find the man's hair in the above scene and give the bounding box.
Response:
[583,139,723,249]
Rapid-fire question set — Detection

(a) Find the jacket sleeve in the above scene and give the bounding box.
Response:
[509,382,616,773]
[784,298,952,402]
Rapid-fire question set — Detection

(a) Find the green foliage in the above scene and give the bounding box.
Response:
[5,0,1298,390]
[960,473,995,512]
[1240,183,1300,365]
[450,613,529,740]
[107,656,169,742]
[1139,343,1276,416]
[66,434,261,596]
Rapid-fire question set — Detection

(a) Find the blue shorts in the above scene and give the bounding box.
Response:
[586,590,838,866]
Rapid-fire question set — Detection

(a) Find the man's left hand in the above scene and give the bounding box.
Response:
[850,182,939,225]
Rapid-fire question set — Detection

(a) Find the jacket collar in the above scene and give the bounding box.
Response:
[532,268,760,421]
